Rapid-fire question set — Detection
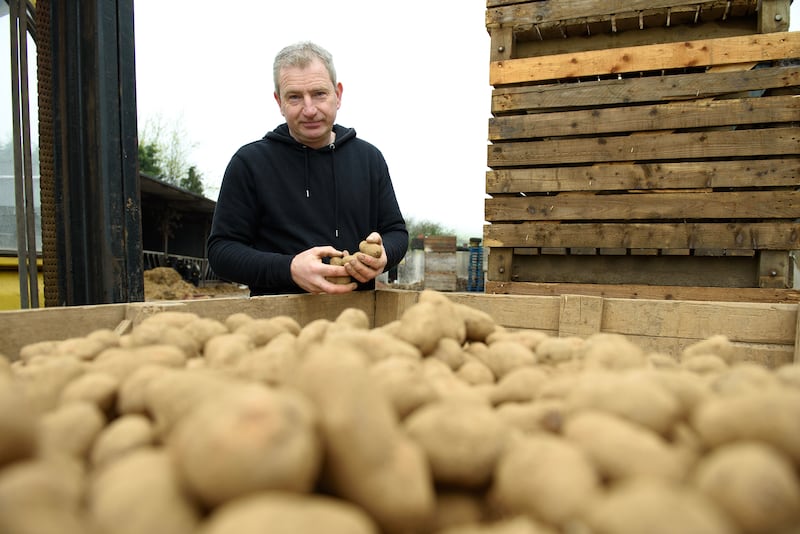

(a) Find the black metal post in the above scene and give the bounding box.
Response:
[47,0,143,305]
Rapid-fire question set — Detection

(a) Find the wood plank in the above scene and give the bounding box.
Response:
[559,294,604,337]
[483,221,800,250]
[487,246,514,283]
[0,303,127,361]
[487,127,800,167]
[601,297,797,344]
[503,253,758,287]
[514,22,757,58]
[484,280,800,303]
[446,292,562,333]
[758,250,793,288]
[485,190,800,221]
[489,32,800,85]
[488,95,800,140]
[486,159,800,194]
[486,0,758,27]
[492,65,800,114]
[758,0,791,33]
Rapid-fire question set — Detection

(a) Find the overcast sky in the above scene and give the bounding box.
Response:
[0,2,797,240]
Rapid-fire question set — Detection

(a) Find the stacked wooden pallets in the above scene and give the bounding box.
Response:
[484,0,800,302]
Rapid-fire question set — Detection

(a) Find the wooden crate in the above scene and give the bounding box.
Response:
[484,0,800,299]
[424,236,457,291]
[1,289,798,368]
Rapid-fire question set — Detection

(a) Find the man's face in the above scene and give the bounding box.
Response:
[274,58,342,149]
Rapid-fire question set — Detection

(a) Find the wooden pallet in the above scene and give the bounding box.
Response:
[484,1,800,297]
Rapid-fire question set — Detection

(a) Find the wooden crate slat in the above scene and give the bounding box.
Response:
[486,0,756,27]
[489,31,800,85]
[486,158,800,194]
[483,221,800,250]
[488,126,800,167]
[492,65,800,114]
[495,253,758,287]
[484,280,800,304]
[489,95,800,141]
[485,190,800,221]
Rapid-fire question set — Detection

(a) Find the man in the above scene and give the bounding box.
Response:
[207,42,408,295]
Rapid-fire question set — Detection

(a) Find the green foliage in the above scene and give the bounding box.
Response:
[138,140,163,178]
[180,166,204,195]
[405,216,457,248]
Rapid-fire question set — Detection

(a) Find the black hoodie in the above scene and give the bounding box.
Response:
[207,123,408,295]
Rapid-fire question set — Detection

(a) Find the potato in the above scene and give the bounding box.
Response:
[91,344,186,382]
[489,434,600,526]
[682,354,729,375]
[582,478,736,534]
[369,357,438,419]
[775,363,800,389]
[430,337,468,370]
[691,388,800,463]
[91,414,155,469]
[292,344,435,532]
[223,312,253,331]
[335,307,371,329]
[116,364,169,415]
[128,321,201,358]
[579,332,647,370]
[182,317,229,347]
[681,334,735,364]
[0,378,37,467]
[483,340,537,380]
[565,370,681,435]
[235,331,300,385]
[693,441,800,534]
[563,410,688,482]
[38,401,106,460]
[143,368,240,438]
[436,515,557,534]
[169,384,320,507]
[203,333,254,368]
[405,400,512,489]
[486,329,549,351]
[199,492,378,534]
[396,290,466,355]
[456,357,496,386]
[0,457,87,534]
[234,317,291,346]
[453,302,497,343]
[489,366,550,405]
[709,362,779,396]
[88,448,200,534]
[495,399,566,435]
[359,240,383,258]
[534,336,584,365]
[427,491,491,533]
[59,371,119,413]
[13,355,85,414]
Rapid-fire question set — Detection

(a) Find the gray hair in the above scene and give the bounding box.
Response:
[273,42,337,95]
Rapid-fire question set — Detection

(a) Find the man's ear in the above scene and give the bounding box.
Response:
[335,82,343,110]
[274,91,284,116]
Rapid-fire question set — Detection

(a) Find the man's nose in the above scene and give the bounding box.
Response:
[302,96,316,114]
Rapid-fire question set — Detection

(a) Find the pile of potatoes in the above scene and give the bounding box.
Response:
[1,289,799,534]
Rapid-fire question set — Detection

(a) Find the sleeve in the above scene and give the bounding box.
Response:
[206,154,296,291]
[374,158,409,271]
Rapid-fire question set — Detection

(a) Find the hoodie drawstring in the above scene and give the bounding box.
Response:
[303,143,340,240]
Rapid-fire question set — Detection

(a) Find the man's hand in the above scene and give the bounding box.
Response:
[290,246,357,294]
[344,232,387,284]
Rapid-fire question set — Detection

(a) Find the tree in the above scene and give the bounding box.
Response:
[180,166,204,195]
[405,217,456,245]
[138,140,163,178]
[138,114,204,195]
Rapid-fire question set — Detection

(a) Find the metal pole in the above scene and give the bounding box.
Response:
[9,0,38,308]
